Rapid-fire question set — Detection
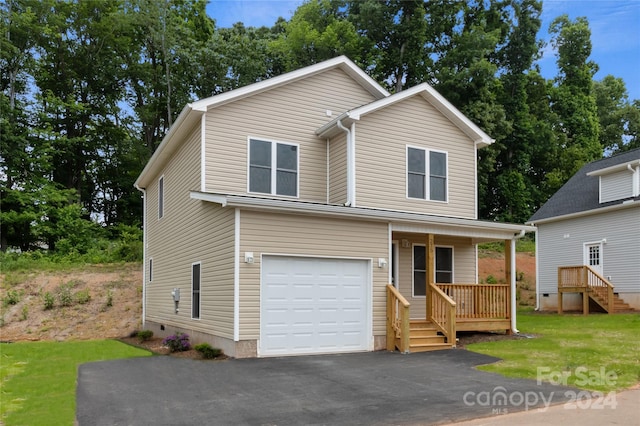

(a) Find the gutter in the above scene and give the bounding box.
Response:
[336,119,355,206]
[134,184,147,327]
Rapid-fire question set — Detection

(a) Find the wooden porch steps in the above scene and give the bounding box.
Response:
[589,288,635,313]
[404,320,454,353]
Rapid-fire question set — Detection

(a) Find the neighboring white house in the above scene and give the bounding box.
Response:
[527,148,640,312]
[135,56,534,358]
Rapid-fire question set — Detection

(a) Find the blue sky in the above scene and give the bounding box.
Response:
[206,0,640,100]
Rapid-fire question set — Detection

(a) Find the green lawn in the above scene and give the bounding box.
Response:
[467,309,640,391]
[0,340,151,426]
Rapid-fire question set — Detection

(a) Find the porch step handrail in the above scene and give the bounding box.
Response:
[386,284,410,353]
[428,283,456,346]
[558,265,615,313]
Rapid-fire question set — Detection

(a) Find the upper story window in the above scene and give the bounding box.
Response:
[249,139,298,197]
[407,147,447,202]
[158,176,164,219]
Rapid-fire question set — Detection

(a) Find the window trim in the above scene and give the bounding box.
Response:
[406,145,448,203]
[158,175,165,219]
[247,137,300,198]
[191,262,201,320]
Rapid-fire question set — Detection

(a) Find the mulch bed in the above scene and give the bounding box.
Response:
[118,336,229,361]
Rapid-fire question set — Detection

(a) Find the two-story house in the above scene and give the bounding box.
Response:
[528,149,640,314]
[134,56,534,358]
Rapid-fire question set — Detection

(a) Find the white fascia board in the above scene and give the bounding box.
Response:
[526,199,639,226]
[190,191,534,239]
[191,56,388,113]
[586,159,640,176]
[316,83,494,147]
[135,105,202,188]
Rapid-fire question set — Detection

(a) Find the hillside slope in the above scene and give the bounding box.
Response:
[1,254,535,341]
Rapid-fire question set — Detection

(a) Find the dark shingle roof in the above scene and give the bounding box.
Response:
[528,148,640,223]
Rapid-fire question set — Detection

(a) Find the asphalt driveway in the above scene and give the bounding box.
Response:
[77,350,574,425]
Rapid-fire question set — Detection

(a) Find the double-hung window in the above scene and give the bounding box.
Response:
[249,139,298,197]
[407,147,447,202]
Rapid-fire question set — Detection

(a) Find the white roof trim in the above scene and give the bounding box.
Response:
[190,56,388,112]
[526,198,639,226]
[190,191,534,239]
[586,159,640,176]
[317,83,494,146]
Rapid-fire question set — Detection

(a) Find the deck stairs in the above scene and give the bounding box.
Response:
[405,320,455,353]
[589,288,635,313]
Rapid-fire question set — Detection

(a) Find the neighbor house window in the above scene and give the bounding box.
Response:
[149,258,153,282]
[413,245,426,297]
[435,247,453,283]
[158,176,164,219]
[249,139,298,196]
[192,262,201,319]
[407,147,447,201]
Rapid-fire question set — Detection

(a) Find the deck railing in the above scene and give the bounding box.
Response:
[386,284,410,353]
[558,266,614,313]
[437,283,510,319]
[428,283,456,345]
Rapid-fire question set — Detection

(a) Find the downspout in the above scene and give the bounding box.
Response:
[135,184,147,327]
[511,229,526,333]
[534,227,540,311]
[336,119,354,207]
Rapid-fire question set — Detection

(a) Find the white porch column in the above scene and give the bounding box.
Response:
[510,238,518,333]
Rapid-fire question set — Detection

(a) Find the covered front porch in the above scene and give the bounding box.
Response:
[386,227,525,353]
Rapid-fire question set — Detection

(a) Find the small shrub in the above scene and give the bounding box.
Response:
[3,289,21,306]
[486,275,498,284]
[162,332,191,352]
[105,290,113,307]
[137,330,154,342]
[194,343,222,359]
[75,289,91,304]
[20,305,29,321]
[57,284,74,307]
[43,292,55,310]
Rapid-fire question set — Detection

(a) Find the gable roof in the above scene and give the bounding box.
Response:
[527,148,640,224]
[316,83,494,147]
[134,56,389,189]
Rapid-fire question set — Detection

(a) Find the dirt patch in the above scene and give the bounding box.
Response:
[455,331,536,348]
[478,252,536,307]
[0,264,142,342]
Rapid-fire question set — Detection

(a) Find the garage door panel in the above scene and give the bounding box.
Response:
[261,256,369,356]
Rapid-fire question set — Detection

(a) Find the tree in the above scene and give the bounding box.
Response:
[547,15,601,187]
[270,0,368,73]
[593,75,640,153]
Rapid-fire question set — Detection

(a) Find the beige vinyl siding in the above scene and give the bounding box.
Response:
[600,170,634,203]
[355,95,477,218]
[145,125,236,339]
[328,133,348,204]
[238,210,388,340]
[204,68,376,202]
[537,206,640,298]
[393,233,477,319]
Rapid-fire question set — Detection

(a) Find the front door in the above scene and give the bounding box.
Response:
[584,242,603,276]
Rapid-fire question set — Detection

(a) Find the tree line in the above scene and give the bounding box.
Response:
[1,0,639,254]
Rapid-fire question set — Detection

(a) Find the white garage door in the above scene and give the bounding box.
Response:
[260,256,370,356]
